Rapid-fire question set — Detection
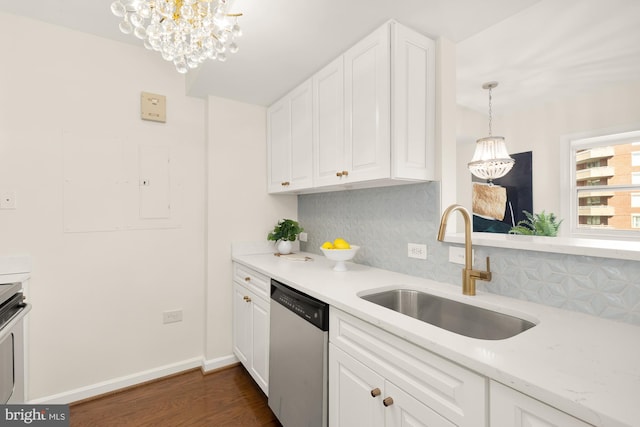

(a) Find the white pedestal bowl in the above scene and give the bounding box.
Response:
[320,245,360,271]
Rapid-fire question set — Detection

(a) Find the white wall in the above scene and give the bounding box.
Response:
[435,38,458,229]
[457,80,640,217]
[205,96,297,361]
[0,13,206,401]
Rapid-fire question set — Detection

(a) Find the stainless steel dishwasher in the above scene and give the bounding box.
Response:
[268,279,329,427]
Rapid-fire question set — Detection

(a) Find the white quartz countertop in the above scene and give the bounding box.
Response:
[233,249,640,427]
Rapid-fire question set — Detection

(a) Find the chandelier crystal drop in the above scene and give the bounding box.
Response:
[468,81,515,183]
[110,0,242,74]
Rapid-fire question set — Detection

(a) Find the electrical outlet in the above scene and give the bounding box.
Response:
[449,246,473,265]
[163,309,183,324]
[299,232,308,242]
[407,243,427,259]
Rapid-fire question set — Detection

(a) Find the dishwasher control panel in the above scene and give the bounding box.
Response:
[271,279,328,331]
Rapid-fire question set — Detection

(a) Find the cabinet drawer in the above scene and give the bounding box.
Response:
[490,381,592,427]
[330,307,486,427]
[233,263,270,300]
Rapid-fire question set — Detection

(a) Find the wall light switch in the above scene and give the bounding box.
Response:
[0,191,16,209]
[299,232,308,242]
[141,92,166,123]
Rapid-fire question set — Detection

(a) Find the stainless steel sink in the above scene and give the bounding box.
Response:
[360,289,536,340]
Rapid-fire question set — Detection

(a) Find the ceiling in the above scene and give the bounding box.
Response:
[0,0,638,111]
[457,0,640,113]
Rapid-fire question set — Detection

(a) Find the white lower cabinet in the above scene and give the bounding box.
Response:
[329,307,486,427]
[330,344,385,427]
[331,344,456,427]
[232,264,270,395]
[490,381,592,427]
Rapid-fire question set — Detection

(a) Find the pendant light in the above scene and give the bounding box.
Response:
[468,82,514,183]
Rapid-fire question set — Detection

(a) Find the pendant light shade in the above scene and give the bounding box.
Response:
[468,136,514,180]
[468,82,514,182]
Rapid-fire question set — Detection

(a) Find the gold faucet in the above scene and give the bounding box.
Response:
[437,204,492,296]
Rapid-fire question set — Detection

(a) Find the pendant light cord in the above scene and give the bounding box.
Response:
[488,86,493,136]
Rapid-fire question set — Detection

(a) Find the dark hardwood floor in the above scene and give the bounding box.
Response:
[70,365,281,426]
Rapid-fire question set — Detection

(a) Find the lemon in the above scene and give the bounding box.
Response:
[333,238,350,249]
[321,241,334,249]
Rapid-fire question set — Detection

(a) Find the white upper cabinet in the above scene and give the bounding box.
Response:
[268,20,435,194]
[341,24,391,185]
[392,23,436,180]
[267,78,313,193]
[313,56,345,187]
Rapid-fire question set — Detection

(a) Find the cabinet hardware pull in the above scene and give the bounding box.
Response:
[243,296,252,302]
[342,170,349,176]
[244,277,251,282]
[281,181,290,186]
[383,397,394,407]
[370,388,381,397]
[336,172,343,177]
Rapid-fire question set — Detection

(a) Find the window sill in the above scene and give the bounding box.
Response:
[443,232,640,261]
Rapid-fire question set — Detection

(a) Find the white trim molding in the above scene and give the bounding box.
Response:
[29,357,204,405]
[444,232,640,261]
[201,354,239,373]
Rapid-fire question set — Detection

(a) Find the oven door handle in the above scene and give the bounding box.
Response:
[0,303,31,342]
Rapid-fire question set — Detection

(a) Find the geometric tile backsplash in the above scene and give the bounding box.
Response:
[298,182,640,326]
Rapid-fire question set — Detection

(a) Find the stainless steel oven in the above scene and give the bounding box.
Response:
[0,281,30,404]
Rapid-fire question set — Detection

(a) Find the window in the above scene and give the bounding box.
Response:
[586,197,601,206]
[566,129,640,238]
[587,216,602,226]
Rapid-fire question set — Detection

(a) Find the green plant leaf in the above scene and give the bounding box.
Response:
[267,219,304,242]
[508,210,563,237]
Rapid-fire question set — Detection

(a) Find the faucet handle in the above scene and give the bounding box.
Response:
[478,256,492,282]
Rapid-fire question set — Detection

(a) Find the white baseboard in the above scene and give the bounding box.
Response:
[29,357,204,405]
[201,354,239,373]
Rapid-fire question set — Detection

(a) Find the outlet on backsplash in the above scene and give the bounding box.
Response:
[449,246,472,265]
[408,243,427,260]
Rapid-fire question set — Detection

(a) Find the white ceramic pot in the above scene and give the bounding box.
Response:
[277,240,293,255]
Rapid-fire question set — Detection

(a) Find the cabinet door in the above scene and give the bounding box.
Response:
[391,22,436,181]
[331,307,486,427]
[267,98,291,193]
[344,24,391,182]
[288,80,313,191]
[330,344,385,427]
[385,382,456,427]
[250,294,270,395]
[313,56,345,187]
[232,283,251,365]
[490,381,592,427]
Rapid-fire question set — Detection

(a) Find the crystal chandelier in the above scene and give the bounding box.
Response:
[468,81,515,183]
[110,0,242,74]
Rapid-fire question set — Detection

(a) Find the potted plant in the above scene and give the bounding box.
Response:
[509,210,563,237]
[267,219,304,254]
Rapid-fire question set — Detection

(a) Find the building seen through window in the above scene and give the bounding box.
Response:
[575,139,640,231]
